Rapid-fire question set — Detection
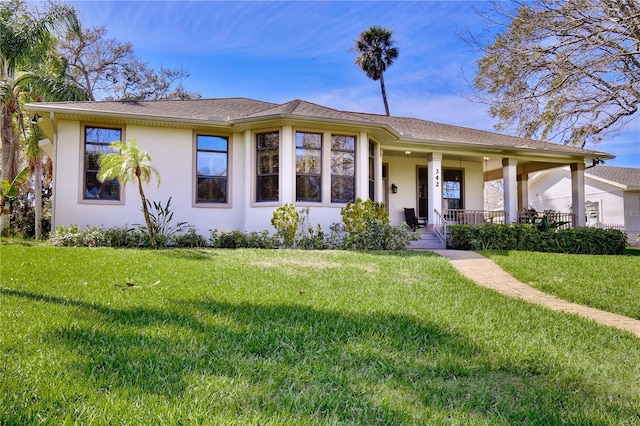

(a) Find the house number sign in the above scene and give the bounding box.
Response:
[435,168,440,188]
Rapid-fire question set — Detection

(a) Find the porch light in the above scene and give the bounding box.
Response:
[404,151,411,156]
[391,183,398,193]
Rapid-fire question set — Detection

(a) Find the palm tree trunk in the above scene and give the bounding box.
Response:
[1,102,18,237]
[34,158,42,239]
[1,99,20,181]
[379,72,390,116]
[137,176,157,248]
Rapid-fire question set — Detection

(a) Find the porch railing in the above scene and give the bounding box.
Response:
[432,209,447,244]
[517,210,575,229]
[443,209,507,225]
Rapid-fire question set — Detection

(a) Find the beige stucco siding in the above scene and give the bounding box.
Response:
[384,156,484,225]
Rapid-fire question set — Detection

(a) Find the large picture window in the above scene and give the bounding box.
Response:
[296,132,322,202]
[331,135,356,203]
[256,131,279,202]
[83,126,121,200]
[196,135,228,203]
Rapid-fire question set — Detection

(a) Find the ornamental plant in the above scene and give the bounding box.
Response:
[340,197,389,234]
[271,203,300,248]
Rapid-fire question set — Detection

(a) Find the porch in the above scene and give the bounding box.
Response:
[380,149,591,232]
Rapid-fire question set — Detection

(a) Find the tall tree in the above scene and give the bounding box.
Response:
[0,0,87,236]
[354,26,399,116]
[58,25,201,101]
[98,139,161,248]
[467,0,640,147]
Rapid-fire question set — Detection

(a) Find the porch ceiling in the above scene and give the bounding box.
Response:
[382,147,590,181]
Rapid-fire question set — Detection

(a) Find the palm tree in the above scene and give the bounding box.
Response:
[354,26,399,116]
[25,121,48,239]
[98,139,161,248]
[0,166,28,237]
[1,0,86,236]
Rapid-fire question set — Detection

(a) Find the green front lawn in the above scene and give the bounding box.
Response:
[483,250,640,320]
[1,244,639,424]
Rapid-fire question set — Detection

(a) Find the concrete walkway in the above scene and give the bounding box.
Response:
[431,250,640,338]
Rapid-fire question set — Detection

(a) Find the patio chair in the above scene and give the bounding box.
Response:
[404,208,427,231]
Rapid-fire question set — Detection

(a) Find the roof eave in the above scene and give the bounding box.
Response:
[24,103,231,127]
[585,173,632,190]
[398,136,614,160]
[231,113,402,137]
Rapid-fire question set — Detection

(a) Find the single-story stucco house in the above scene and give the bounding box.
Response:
[26,97,614,245]
[529,165,640,245]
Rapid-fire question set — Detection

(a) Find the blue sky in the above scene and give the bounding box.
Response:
[71,0,639,167]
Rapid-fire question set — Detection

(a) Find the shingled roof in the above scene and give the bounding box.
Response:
[586,166,640,189]
[27,97,612,158]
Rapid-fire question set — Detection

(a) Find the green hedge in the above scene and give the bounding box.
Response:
[447,224,627,255]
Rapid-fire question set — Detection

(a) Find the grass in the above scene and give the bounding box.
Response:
[1,244,639,424]
[482,250,640,320]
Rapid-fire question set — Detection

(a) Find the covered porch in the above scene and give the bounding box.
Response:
[377,144,601,234]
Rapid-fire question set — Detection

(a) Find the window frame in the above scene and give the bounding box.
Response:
[80,124,124,205]
[443,169,464,210]
[194,133,231,207]
[330,134,357,204]
[255,130,280,204]
[295,131,323,203]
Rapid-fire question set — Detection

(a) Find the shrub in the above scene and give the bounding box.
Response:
[49,225,109,247]
[298,224,330,250]
[297,207,330,250]
[340,198,389,234]
[103,226,134,247]
[49,225,164,249]
[211,230,249,249]
[271,204,299,248]
[210,229,278,249]
[246,230,280,249]
[343,220,418,251]
[172,229,208,248]
[447,224,627,255]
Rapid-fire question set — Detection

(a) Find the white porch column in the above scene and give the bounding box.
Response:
[517,173,529,211]
[571,162,586,227]
[503,158,518,223]
[376,146,383,203]
[427,153,442,226]
[358,132,369,199]
[280,125,294,204]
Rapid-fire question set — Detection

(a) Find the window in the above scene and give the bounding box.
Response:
[296,132,322,202]
[256,131,279,202]
[331,135,356,203]
[368,140,375,201]
[586,200,600,226]
[196,135,228,203]
[83,126,121,200]
[443,169,463,209]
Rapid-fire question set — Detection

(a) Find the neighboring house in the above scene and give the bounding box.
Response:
[26,98,613,237]
[529,166,640,245]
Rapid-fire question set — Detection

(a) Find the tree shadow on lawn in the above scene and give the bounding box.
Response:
[2,288,634,424]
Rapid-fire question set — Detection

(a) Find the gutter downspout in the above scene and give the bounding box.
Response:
[585,158,604,170]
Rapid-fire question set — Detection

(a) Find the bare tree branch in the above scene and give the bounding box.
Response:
[461,0,640,147]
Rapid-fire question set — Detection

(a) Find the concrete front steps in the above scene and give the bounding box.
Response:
[407,231,446,250]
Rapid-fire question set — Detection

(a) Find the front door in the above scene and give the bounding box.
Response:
[418,166,428,218]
